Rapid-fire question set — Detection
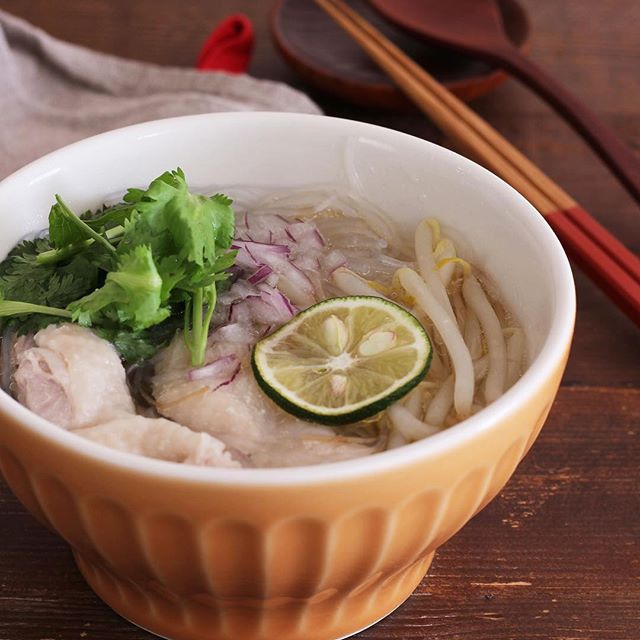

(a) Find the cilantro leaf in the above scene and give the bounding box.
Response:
[119,169,235,269]
[182,250,237,289]
[81,202,135,231]
[49,196,117,254]
[164,191,235,266]
[49,202,87,248]
[0,168,237,366]
[156,255,186,303]
[94,311,183,363]
[0,237,100,308]
[96,328,159,363]
[113,170,237,363]
[123,168,186,208]
[0,294,73,320]
[68,245,170,330]
[211,193,235,250]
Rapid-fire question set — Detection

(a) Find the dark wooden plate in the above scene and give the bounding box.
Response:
[271,0,530,108]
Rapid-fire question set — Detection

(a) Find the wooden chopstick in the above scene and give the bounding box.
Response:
[321,0,640,285]
[315,0,640,326]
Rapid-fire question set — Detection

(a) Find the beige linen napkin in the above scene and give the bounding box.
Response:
[0,10,321,179]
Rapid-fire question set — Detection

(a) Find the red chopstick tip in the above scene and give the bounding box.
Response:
[546,205,640,284]
[545,210,640,327]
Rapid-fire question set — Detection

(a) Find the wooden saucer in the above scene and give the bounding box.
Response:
[271,0,530,108]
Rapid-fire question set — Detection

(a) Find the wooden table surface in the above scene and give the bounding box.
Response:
[0,1,638,639]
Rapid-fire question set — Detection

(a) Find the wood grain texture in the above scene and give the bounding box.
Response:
[0,0,638,638]
[270,0,530,108]
[1,388,638,639]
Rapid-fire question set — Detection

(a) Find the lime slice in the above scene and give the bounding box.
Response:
[251,296,432,425]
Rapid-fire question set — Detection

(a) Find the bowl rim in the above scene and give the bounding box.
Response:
[0,112,576,487]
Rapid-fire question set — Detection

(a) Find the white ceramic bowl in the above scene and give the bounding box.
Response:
[0,113,575,640]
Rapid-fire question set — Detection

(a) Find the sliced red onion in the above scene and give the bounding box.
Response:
[292,252,321,271]
[258,285,296,315]
[259,324,274,338]
[188,354,238,382]
[286,222,325,250]
[246,297,277,324]
[271,258,316,307]
[232,244,258,269]
[322,249,348,274]
[210,363,241,392]
[247,264,274,285]
[232,242,315,306]
[246,240,290,255]
[240,214,328,251]
[247,290,296,324]
[239,214,290,243]
[214,322,256,344]
[226,212,334,312]
[229,300,254,325]
[231,240,290,268]
[229,280,258,299]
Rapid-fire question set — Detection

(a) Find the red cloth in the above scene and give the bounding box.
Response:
[196,14,254,74]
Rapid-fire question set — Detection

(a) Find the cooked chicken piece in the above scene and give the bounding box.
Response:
[249,421,381,468]
[153,338,272,454]
[11,334,36,361]
[76,415,241,468]
[13,323,134,429]
[152,334,377,467]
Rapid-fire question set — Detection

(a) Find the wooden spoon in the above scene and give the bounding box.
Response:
[370,0,640,205]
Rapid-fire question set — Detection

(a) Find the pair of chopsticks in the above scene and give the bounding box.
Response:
[316,0,640,327]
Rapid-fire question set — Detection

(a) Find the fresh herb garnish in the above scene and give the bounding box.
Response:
[94,314,184,364]
[0,237,103,307]
[49,195,118,256]
[68,244,170,329]
[0,168,236,366]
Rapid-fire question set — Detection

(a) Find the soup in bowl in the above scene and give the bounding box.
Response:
[0,113,575,640]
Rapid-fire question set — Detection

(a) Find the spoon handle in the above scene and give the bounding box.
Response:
[498,48,640,206]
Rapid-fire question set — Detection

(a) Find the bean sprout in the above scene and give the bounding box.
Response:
[388,404,441,441]
[332,267,388,298]
[506,328,525,388]
[451,290,467,332]
[434,238,457,288]
[415,220,456,321]
[397,268,474,417]
[464,310,483,360]
[425,374,454,426]
[426,338,447,380]
[462,274,507,404]
[387,427,408,449]
[402,385,424,418]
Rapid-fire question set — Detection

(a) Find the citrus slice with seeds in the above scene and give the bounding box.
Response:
[251,296,432,425]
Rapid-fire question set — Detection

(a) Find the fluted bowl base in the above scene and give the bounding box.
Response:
[74,550,435,640]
